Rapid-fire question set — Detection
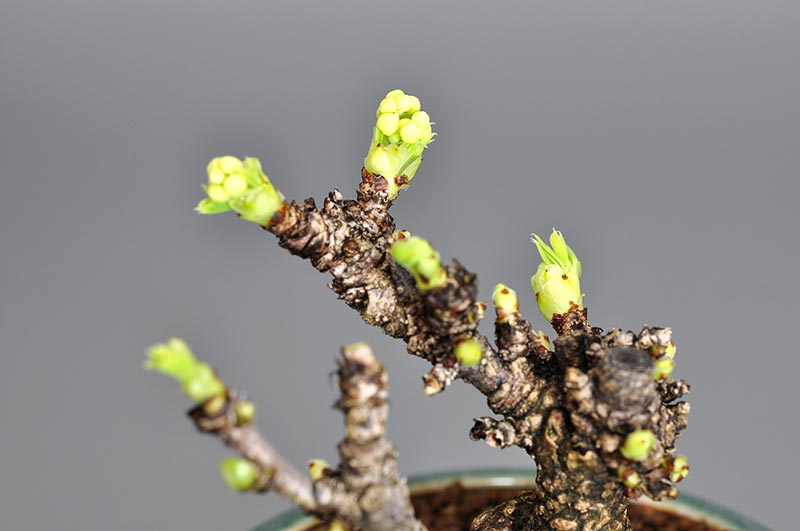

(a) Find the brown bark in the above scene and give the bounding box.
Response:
[189,392,318,512]
[187,342,426,531]
[320,343,426,531]
[255,170,690,531]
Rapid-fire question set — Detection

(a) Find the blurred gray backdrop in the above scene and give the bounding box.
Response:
[1,1,797,530]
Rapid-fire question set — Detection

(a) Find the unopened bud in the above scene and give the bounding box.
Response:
[654,358,675,380]
[619,467,642,488]
[454,337,483,366]
[364,90,434,198]
[621,429,657,461]
[197,157,285,226]
[308,459,331,481]
[530,230,583,323]
[492,283,519,321]
[220,457,259,491]
[664,455,689,483]
[423,373,443,396]
[235,400,256,425]
[390,236,446,291]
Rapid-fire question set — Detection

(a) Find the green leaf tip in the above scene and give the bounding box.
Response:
[145,338,225,404]
[620,429,657,461]
[197,156,285,226]
[220,457,260,491]
[390,235,446,292]
[530,229,584,323]
[365,89,434,199]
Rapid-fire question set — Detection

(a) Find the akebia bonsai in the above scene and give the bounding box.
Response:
[147,90,692,531]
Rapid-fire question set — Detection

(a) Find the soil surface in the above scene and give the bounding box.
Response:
[308,483,726,531]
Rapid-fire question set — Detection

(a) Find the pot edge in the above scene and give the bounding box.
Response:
[250,468,772,531]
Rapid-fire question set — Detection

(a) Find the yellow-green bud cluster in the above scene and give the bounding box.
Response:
[620,429,657,461]
[364,89,434,198]
[145,338,225,405]
[197,156,285,226]
[530,230,584,323]
[454,337,483,366]
[492,283,519,322]
[390,236,446,291]
[220,457,260,491]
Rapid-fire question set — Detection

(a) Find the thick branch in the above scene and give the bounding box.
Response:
[320,343,426,531]
[266,174,532,413]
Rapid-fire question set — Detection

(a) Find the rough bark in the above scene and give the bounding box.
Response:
[188,342,426,531]
[318,343,426,531]
[254,170,690,531]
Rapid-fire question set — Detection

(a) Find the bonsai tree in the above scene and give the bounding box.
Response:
[147,90,690,531]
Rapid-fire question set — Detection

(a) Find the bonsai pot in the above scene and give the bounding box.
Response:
[252,469,771,531]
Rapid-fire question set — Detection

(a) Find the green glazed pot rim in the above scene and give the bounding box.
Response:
[251,468,771,531]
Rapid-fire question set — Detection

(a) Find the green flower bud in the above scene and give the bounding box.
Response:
[208,169,226,185]
[182,363,226,403]
[492,283,519,321]
[454,338,483,366]
[400,121,422,143]
[619,467,642,488]
[145,338,226,404]
[654,357,675,381]
[218,155,243,174]
[411,111,430,127]
[621,429,657,461]
[377,113,400,136]
[220,457,260,491]
[235,400,256,426]
[390,236,446,291]
[530,230,583,323]
[207,184,229,203]
[364,90,435,199]
[378,97,398,114]
[197,156,285,226]
[308,459,331,481]
[223,173,248,197]
[229,185,285,226]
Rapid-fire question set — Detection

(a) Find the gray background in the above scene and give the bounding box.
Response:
[1,1,797,530]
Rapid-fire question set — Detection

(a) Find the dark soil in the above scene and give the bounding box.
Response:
[308,483,726,530]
